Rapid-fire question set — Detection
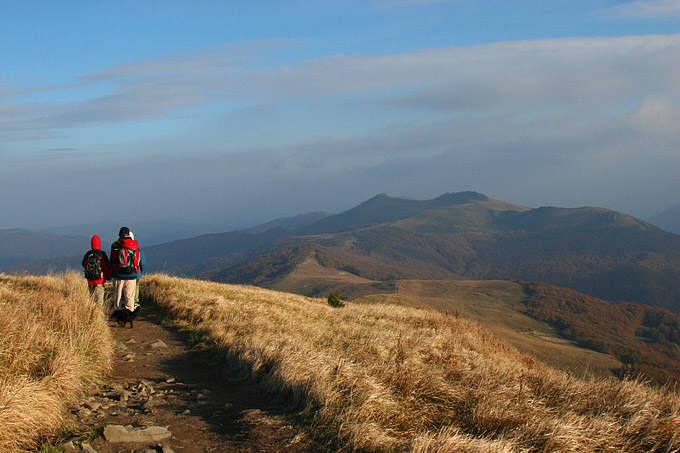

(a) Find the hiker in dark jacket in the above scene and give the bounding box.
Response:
[81,235,111,307]
[110,227,145,311]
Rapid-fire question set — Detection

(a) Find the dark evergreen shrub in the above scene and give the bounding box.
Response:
[327,291,344,308]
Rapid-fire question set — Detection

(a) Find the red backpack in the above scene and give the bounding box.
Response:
[113,239,140,275]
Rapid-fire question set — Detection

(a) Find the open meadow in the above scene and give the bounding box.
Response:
[144,274,680,452]
[2,271,679,452]
[0,272,113,451]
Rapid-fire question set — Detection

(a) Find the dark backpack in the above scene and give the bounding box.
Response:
[84,252,103,280]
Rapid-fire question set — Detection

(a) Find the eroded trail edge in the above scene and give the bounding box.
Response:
[66,309,326,453]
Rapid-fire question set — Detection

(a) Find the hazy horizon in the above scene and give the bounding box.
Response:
[6,189,679,235]
[2,1,679,230]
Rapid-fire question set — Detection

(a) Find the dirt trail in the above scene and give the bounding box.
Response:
[67,308,328,452]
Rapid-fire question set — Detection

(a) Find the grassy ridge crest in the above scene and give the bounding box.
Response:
[0,272,113,451]
[143,274,680,452]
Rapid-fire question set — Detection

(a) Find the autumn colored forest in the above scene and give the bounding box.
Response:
[522,282,680,383]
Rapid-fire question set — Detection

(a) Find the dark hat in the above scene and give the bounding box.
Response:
[119,227,130,237]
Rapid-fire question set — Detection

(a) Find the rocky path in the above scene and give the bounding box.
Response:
[63,308,327,452]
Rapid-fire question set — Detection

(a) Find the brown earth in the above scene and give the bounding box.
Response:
[61,307,330,452]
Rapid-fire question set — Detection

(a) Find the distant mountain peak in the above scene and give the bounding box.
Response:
[361,192,402,203]
[306,191,500,234]
[361,191,490,208]
[433,191,489,205]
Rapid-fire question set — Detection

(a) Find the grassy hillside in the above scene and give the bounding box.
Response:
[0,272,113,451]
[143,274,680,452]
[214,249,680,383]
[350,279,622,379]
[353,278,680,383]
[277,257,680,383]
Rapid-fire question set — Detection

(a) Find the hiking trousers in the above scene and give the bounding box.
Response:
[88,283,105,307]
[113,278,136,311]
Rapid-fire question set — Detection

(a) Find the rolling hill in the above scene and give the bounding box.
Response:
[358,278,680,383]
[208,249,680,383]
[188,192,680,312]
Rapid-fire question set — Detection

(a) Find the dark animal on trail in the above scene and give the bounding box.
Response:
[111,307,139,328]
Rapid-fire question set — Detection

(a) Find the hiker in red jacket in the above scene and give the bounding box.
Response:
[81,235,111,307]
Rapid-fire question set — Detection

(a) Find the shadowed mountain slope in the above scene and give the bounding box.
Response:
[188,193,680,312]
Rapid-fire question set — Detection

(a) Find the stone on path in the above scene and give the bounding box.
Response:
[151,339,168,349]
[103,424,171,443]
[80,442,98,452]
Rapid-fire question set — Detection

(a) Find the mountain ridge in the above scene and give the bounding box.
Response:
[183,192,680,312]
[304,191,516,233]
[6,191,680,314]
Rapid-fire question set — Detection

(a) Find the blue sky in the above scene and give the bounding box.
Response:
[1,0,679,230]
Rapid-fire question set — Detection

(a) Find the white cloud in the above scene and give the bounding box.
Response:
[603,0,680,18]
[2,33,680,223]
[2,34,679,141]
[628,96,680,139]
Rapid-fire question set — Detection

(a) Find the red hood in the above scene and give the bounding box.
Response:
[91,235,101,250]
[121,238,139,250]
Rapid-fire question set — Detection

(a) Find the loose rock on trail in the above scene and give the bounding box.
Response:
[63,307,327,452]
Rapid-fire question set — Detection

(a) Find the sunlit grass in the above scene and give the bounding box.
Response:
[0,272,113,451]
[143,273,680,452]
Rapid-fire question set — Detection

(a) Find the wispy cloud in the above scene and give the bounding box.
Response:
[2,33,679,221]
[603,0,680,18]
[0,40,295,141]
[2,34,679,141]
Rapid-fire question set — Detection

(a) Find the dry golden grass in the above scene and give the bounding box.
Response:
[143,274,680,452]
[353,279,622,378]
[0,272,113,451]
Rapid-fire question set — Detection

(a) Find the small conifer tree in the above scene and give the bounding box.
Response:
[327,291,344,308]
